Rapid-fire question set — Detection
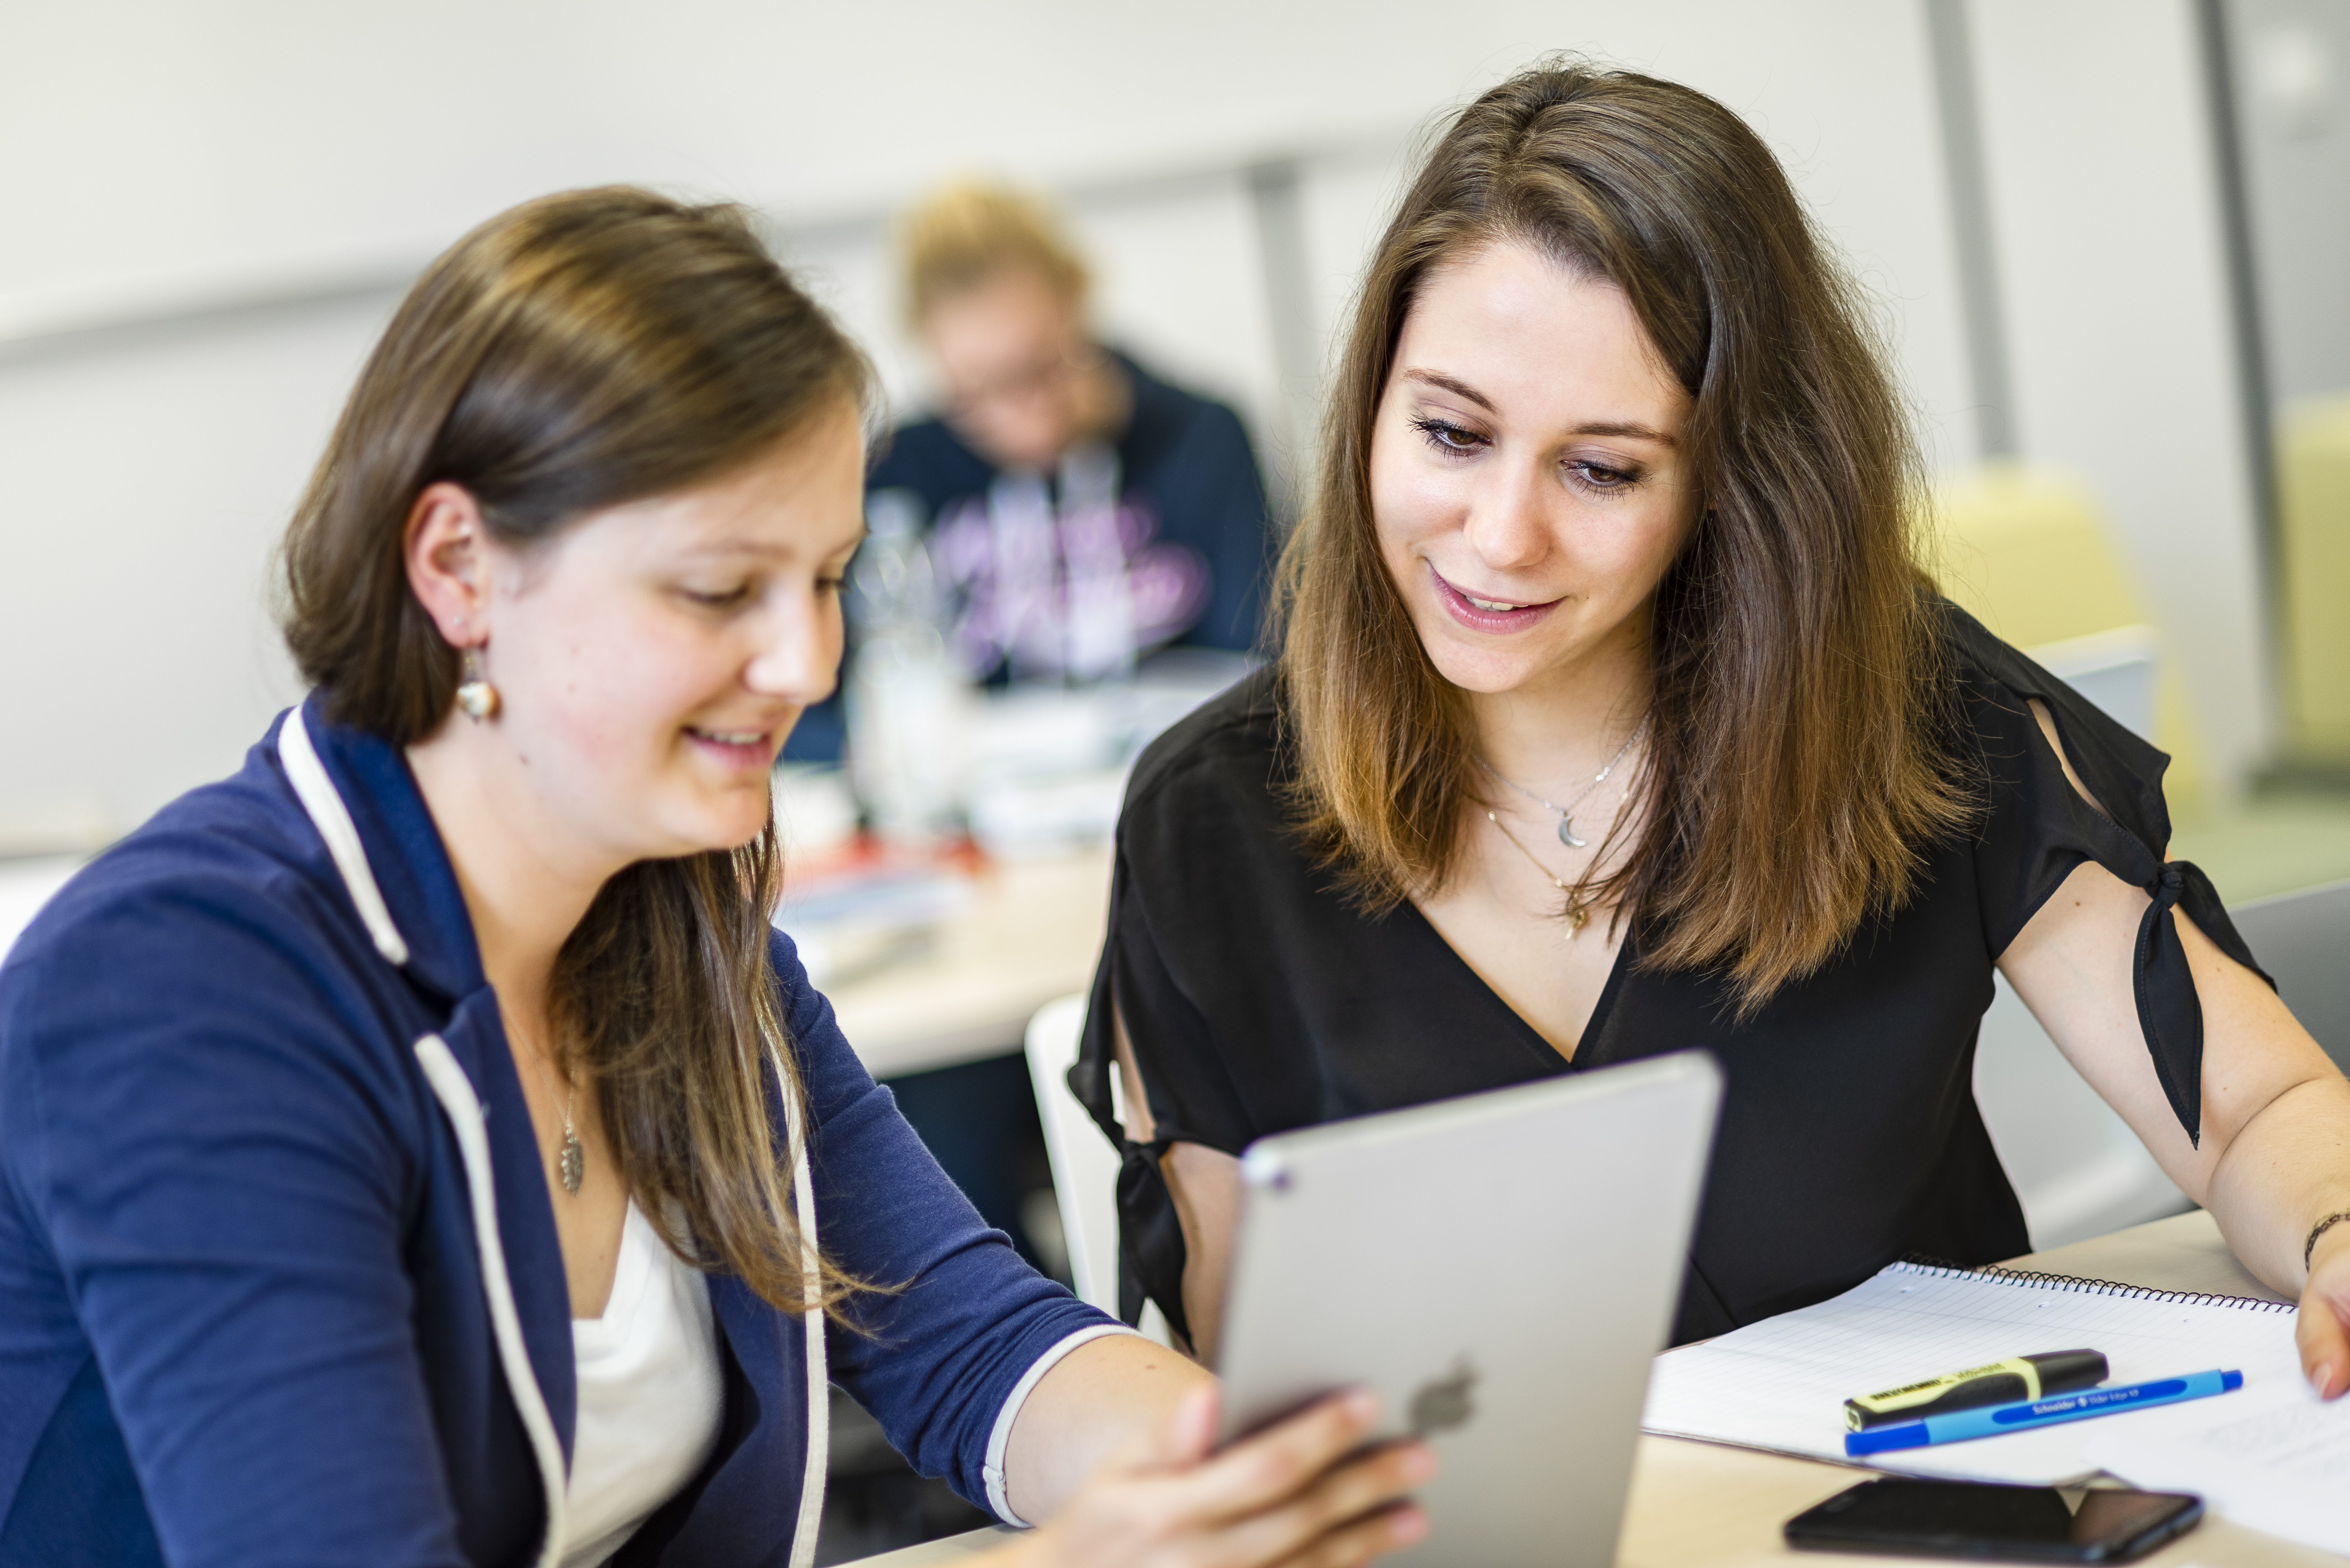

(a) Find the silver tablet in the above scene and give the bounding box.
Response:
[1214,1050,1722,1568]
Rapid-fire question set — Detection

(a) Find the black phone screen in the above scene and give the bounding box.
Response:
[1785,1478,2203,1563]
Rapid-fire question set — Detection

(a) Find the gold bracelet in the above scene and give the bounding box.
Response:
[2307,1211,2350,1271]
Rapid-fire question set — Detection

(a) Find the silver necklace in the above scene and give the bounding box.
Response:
[1479,714,1649,848]
[531,1056,586,1195]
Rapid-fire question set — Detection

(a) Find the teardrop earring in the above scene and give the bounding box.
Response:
[454,647,500,721]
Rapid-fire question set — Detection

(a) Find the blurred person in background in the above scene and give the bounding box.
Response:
[784,181,1275,763]
[783,183,1282,1314]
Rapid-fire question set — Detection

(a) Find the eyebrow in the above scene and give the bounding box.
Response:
[1400,367,1679,448]
[1404,368,1496,412]
[676,525,867,561]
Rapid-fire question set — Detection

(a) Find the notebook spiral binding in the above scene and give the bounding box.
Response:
[1896,1254,2295,1314]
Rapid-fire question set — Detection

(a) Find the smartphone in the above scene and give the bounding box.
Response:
[1785,1478,2202,1563]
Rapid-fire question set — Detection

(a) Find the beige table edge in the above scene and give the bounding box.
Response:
[849,1211,2341,1566]
[800,846,1112,1081]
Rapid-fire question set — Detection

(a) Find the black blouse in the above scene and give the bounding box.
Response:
[1071,606,2268,1347]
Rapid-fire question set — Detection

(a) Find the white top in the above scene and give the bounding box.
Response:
[553,1202,1140,1562]
[561,1202,725,1568]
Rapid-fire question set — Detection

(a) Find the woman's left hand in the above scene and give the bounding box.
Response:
[2297,1223,2350,1399]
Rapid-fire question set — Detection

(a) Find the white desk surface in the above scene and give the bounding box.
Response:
[849,1211,2341,1567]
[814,846,1112,1081]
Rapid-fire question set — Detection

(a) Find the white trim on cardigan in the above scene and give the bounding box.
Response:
[766,1041,829,1568]
[982,1324,1144,1526]
[278,706,408,967]
[414,1034,574,1568]
[281,705,566,1565]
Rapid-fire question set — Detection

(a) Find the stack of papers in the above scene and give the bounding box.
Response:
[2086,1371,2350,1555]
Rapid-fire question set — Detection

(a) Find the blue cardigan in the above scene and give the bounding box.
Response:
[0,698,1117,1567]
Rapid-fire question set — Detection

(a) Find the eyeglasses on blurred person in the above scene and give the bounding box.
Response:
[783,181,1276,764]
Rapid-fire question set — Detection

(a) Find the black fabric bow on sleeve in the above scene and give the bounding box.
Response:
[1944,601,2275,1152]
[2134,859,2262,1147]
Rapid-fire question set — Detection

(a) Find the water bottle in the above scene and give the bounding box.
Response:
[846,490,971,845]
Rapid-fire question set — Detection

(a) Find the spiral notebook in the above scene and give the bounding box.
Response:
[1639,1258,2299,1487]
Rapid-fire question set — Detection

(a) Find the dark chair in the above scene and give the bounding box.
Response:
[2227,878,2350,1076]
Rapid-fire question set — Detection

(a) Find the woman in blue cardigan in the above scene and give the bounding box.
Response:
[0,189,1431,1568]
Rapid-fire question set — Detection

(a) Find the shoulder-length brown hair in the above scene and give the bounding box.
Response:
[280,187,870,1314]
[1282,60,1972,1008]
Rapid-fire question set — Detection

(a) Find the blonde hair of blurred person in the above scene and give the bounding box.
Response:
[900,181,1130,474]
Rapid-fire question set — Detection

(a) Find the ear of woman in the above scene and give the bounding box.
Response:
[402,481,496,649]
[404,483,503,717]
[396,413,868,1317]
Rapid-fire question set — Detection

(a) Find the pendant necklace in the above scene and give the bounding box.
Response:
[1484,808,1599,935]
[532,1056,586,1195]
[1478,713,1648,849]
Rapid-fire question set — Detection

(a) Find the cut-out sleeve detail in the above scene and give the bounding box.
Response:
[1947,605,2271,1147]
[2131,860,2252,1146]
[1070,846,1213,1341]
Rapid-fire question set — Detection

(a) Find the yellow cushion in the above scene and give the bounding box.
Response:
[1928,462,2203,807]
[2279,397,2350,754]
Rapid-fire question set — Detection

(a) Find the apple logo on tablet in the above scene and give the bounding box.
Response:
[1409,1357,1478,1436]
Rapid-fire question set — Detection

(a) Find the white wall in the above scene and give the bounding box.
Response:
[0,2,1967,317]
[0,0,2030,834]
[1970,0,2276,793]
[0,298,400,834]
[2226,0,2350,405]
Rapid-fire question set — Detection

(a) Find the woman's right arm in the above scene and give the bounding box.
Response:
[1112,1002,1243,1364]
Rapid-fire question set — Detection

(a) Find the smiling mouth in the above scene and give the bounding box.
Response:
[1430,564,1562,615]
[686,725,774,751]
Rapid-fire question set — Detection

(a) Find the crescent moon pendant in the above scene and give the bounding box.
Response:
[1557,818,1589,849]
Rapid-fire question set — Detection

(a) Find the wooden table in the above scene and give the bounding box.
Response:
[816,846,1112,1081]
[849,1211,2341,1566]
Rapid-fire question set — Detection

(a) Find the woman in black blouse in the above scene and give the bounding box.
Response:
[1073,61,2350,1392]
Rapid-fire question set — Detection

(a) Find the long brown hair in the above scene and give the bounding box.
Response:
[280,187,870,1313]
[1282,61,1973,1008]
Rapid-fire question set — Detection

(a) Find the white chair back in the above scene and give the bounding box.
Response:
[1023,993,1172,1344]
[0,856,83,968]
[1972,976,2189,1249]
[1023,994,1120,1310]
[2029,624,2156,740]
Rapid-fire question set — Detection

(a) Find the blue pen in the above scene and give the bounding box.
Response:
[1845,1369,2244,1457]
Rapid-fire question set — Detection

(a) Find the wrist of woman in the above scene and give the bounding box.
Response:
[2308,1210,2350,1276]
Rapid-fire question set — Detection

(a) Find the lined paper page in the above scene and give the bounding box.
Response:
[1641,1263,2299,1485]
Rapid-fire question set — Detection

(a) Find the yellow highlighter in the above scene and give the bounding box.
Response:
[1844,1350,2109,1430]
